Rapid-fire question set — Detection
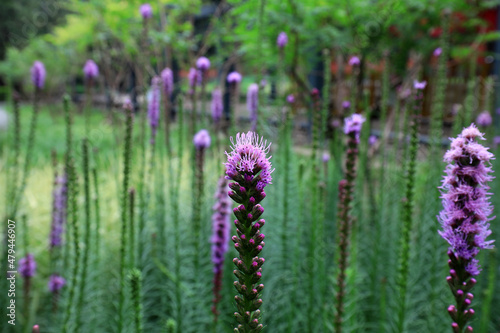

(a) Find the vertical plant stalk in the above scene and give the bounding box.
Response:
[118,103,134,333]
[129,269,143,333]
[76,138,91,329]
[62,158,79,333]
[395,86,422,332]
[129,188,136,268]
[8,92,21,210]
[62,95,73,272]
[92,167,101,258]
[225,132,273,333]
[438,125,494,333]
[334,114,365,333]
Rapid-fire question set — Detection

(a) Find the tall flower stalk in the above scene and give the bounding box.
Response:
[211,177,231,324]
[395,81,424,332]
[197,56,211,125]
[83,59,99,132]
[438,124,494,332]
[19,253,36,319]
[225,132,273,332]
[227,72,242,133]
[129,269,143,333]
[334,114,365,333]
[246,84,259,132]
[161,67,174,155]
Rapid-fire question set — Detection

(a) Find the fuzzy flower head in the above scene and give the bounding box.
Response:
[211,177,232,273]
[193,129,211,150]
[148,76,161,144]
[227,71,242,84]
[286,94,295,104]
[211,88,223,123]
[322,152,330,163]
[196,57,211,71]
[344,113,366,139]
[476,111,492,127]
[348,56,360,66]
[48,274,66,293]
[83,60,99,80]
[140,3,153,19]
[433,47,442,57]
[188,67,201,92]
[50,174,68,248]
[342,101,351,110]
[31,61,46,89]
[414,80,427,90]
[19,253,36,278]
[369,135,378,146]
[277,32,288,48]
[225,132,273,191]
[161,67,174,97]
[439,124,495,276]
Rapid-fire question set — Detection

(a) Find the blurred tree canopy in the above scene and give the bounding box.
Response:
[1,0,499,95]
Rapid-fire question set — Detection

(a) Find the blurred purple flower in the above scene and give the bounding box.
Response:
[286,94,295,104]
[227,71,242,84]
[161,67,174,97]
[196,57,211,71]
[413,80,427,90]
[211,88,223,123]
[322,152,330,163]
[148,76,161,145]
[369,135,377,146]
[211,177,231,273]
[188,67,201,94]
[50,174,67,248]
[331,119,341,129]
[277,32,288,48]
[433,47,442,57]
[494,136,500,148]
[247,83,259,131]
[344,113,366,139]
[348,56,360,66]
[19,254,36,278]
[193,129,211,150]
[31,61,46,89]
[83,60,99,80]
[439,124,494,276]
[48,274,66,293]
[476,111,492,127]
[342,101,351,109]
[140,3,153,19]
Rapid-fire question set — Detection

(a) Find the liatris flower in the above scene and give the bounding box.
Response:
[335,113,365,333]
[476,111,492,127]
[414,80,427,90]
[188,67,201,95]
[368,135,377,146]
[196,56,211,72]
[247,83,259,132]
[286,94,295,104]
[434,47,443,57]
[342,101,351,110]
[31,61,46,89]
[48,274,66,293]
[211,88,223,124]
[322,152,330,163]
[348,56,360,66]
[161,67,174,97]
[331,119,341,129]
[83,60,99,80]
[493,136,500,148]
[148,76,161,145]
[439,124,494,332]
[211,177,232,321]
[225,132,273,332]
[19,253,37,278]
[50,174,68,248]
[139,3,152,19]
[227,71,242,84]
[277,31,288,48]
[32,325,40,333]
[193,129,211,150]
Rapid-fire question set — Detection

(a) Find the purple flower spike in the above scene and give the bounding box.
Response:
[439,124,495,331]
[344,113,366,139]
[369,135,378,146]
[139,3,153,19]
[342,100,351,109]
[286,94,295,104]
[227,71,242,84]
[19,253,36,278]
[148,76,161,145]
[196,57,211,71]
[247,84,259,131]
[193,129,211,150]
[48,274,66,293]
[277,32,288,48]
[211,88,223,123]
[414,80,427,90]
[348,56,360,66]
[322,152,330,163]
[50,174,68,248]
[434,47,443,57]
[225,132,272,331]
[188,67,201,94]
[211,177,232,320]
[83,60,99,80]
[493,136,500,148]
[476,111,492,127]
[161,67,174,97]
[31,61,46,89]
